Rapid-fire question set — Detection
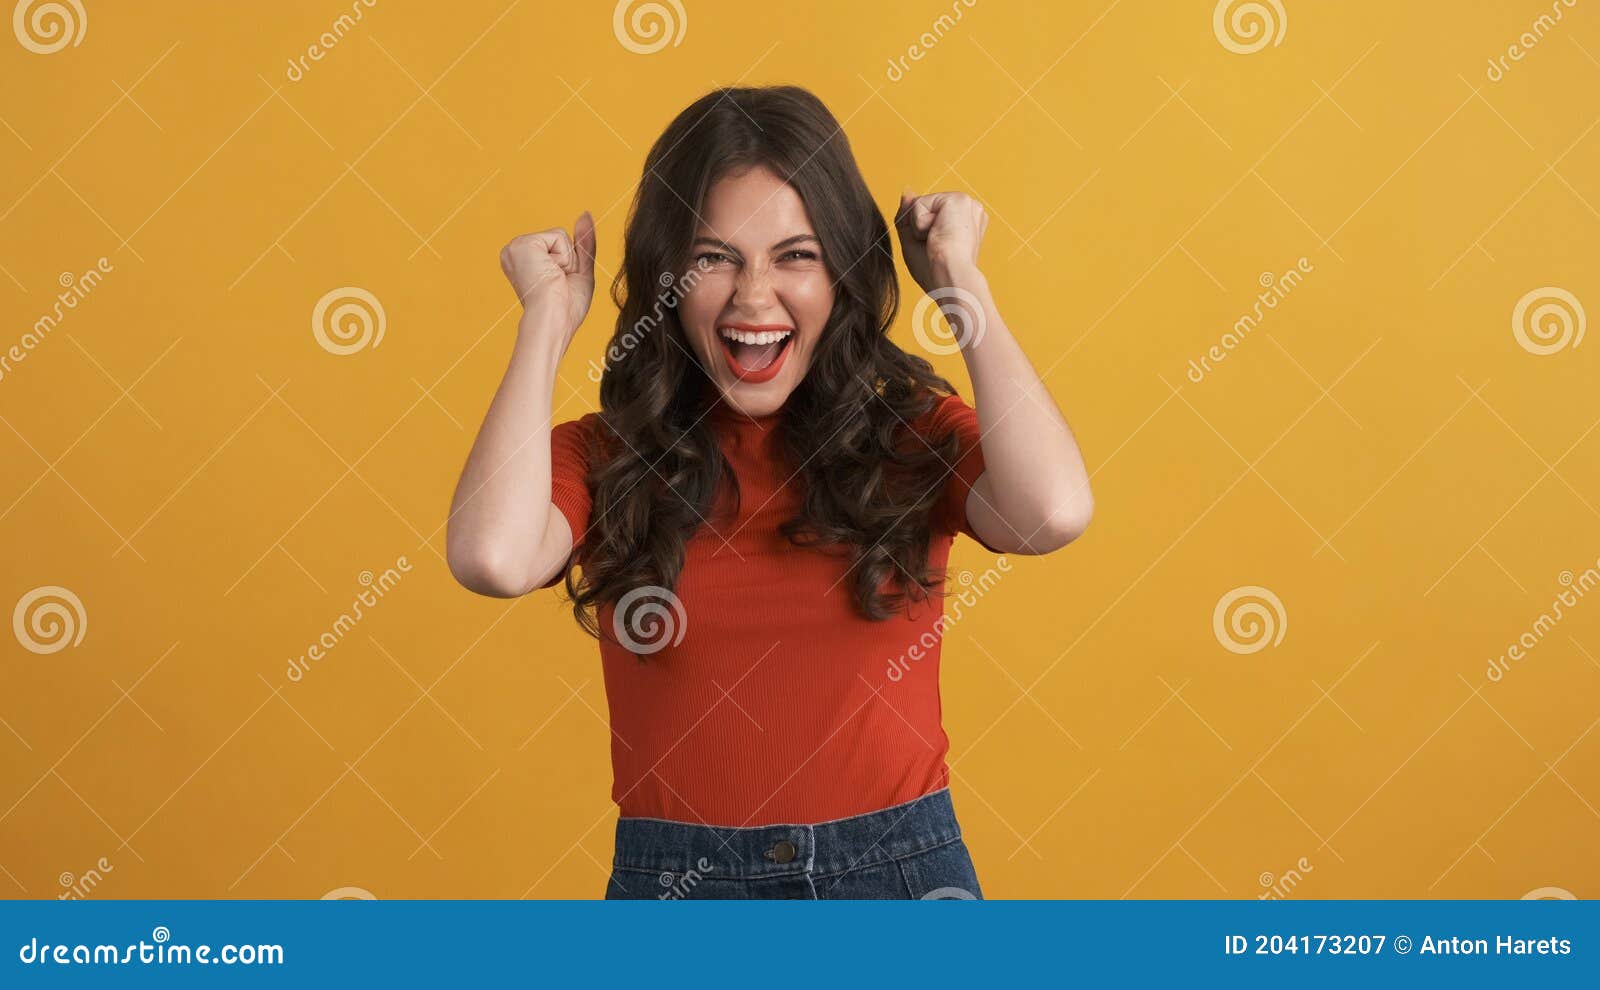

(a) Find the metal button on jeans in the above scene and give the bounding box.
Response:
[764,839,797,864]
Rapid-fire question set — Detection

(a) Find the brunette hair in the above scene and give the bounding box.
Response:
[562,85,963,641]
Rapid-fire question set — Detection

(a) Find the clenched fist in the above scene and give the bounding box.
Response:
[500,211,597,346]
[894,190,988,293]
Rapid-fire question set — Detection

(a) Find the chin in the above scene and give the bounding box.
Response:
[720,386,791,418]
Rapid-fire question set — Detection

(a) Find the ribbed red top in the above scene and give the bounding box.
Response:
[545,391,994,826]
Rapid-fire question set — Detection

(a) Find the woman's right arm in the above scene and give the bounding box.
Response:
[446,213,596,598]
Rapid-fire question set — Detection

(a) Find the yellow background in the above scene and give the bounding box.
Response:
[2,0,1597,899]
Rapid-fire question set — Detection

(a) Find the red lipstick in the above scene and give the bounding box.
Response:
[718,323,794,385]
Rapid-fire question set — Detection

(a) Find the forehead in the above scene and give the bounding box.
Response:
[696,165,814,243]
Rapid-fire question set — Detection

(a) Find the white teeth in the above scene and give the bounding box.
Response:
[719,327,793,345]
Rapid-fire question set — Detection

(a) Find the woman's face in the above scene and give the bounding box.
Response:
[678,165,835,418]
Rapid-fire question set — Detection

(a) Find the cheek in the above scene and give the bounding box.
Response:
[679,278,733,335]
[781,272,835,327]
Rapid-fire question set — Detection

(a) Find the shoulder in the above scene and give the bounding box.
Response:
[555,410,603,433]
[551,412,607,469]
[905,389,978,440]
[552,411,606,444]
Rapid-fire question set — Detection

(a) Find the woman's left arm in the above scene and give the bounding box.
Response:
[897,190,1094,555]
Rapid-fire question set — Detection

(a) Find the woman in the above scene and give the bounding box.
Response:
[446,85,1093,899]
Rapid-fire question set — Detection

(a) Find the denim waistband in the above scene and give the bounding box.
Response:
[611,788,963,880]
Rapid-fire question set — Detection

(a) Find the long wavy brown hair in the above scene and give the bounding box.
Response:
[562,85,966,643]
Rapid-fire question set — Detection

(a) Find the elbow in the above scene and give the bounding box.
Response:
[446,544,534,599]
[1034,494,1093,552]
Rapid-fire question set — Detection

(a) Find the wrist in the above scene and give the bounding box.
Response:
[929,261,988,296]
[924,264,998,357]
[516,303,568,337]
[514,309,571,363]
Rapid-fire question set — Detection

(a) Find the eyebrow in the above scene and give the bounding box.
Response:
[690,234,822,253]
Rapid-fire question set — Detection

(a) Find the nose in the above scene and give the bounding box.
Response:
[731,259,776,310]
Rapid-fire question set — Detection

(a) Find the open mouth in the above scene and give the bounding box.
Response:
[717,324,795,384]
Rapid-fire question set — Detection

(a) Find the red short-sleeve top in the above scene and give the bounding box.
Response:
[544,392,997,826]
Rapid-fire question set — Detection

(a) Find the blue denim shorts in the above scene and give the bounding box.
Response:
[604,787,983,900]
